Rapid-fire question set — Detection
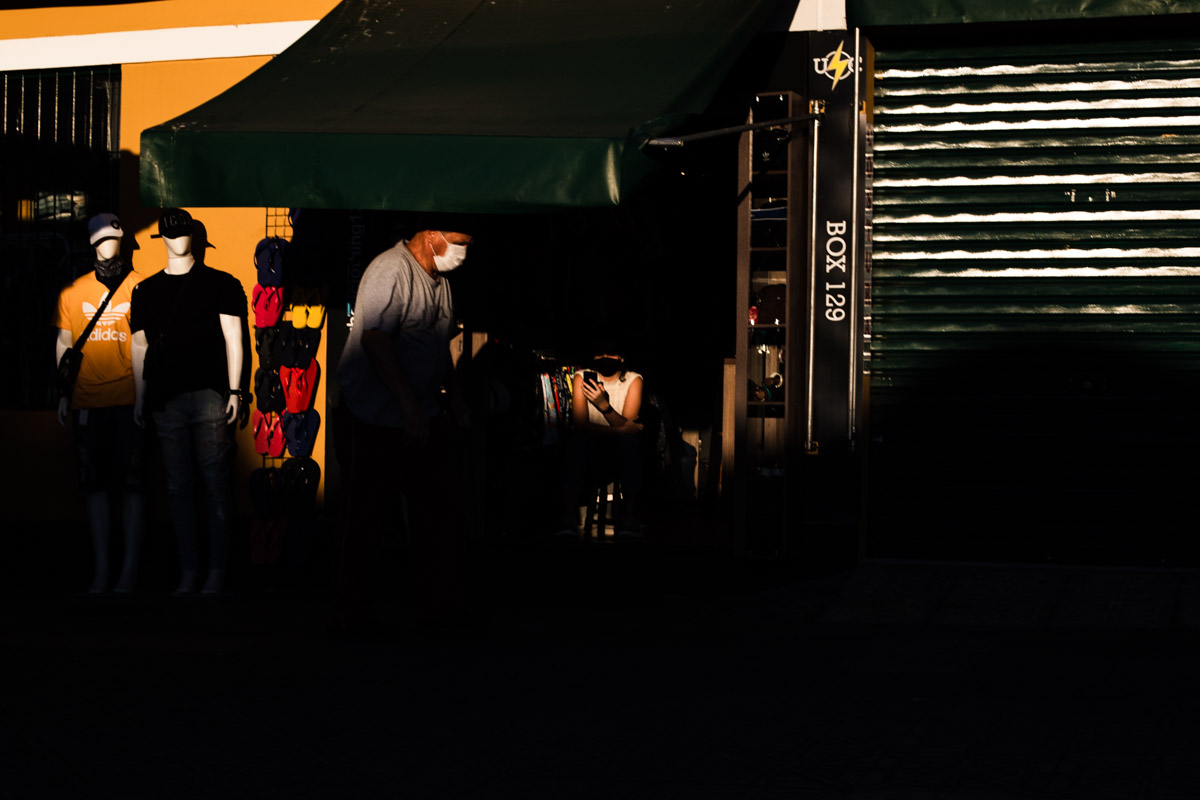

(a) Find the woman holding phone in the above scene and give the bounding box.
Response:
[555,348,645,538]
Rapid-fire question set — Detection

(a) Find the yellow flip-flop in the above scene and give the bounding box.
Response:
[290,288,309,328]
[306,301,326,329]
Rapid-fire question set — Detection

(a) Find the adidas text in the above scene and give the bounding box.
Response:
[89,329,128,343]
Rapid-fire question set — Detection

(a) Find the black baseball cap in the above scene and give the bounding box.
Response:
[150,208,194,239]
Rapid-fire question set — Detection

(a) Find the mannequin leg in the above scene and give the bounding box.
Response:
[112,493,145,594]
[85,491,111,593]
[193,390,234,595]
[154,397,201,595]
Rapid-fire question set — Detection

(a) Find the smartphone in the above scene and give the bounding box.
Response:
[582,370,598,387]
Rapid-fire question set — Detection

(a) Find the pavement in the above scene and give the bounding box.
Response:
[4,527,1200,799]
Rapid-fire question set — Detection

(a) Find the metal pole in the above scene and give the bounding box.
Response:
[646,114,822,147]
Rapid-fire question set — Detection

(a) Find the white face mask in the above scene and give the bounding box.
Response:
[434,231,468,273]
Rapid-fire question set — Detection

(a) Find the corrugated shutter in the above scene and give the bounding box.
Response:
[868,38,1200,561]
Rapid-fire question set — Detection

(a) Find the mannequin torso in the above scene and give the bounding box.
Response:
[130,233,244,425]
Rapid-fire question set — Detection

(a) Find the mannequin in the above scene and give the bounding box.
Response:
[133,233,243,429]
[130,208,246,597]
[57,237,119,424]
[55,216,146,594]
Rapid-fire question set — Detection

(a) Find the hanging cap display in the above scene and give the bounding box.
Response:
[87,213,123,245]
[150,208,194,239]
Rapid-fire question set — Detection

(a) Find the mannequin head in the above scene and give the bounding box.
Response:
[87,212,124,259]
[151,209,194,247]
[94,238,121,259]
[151,208,195,266]
[162,235,193,258]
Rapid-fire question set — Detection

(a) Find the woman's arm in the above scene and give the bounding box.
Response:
[571,372,593,429]
[579,374,643,435]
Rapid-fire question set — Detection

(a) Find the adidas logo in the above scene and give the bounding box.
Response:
[83,295,131,328]
[88,328,128,343]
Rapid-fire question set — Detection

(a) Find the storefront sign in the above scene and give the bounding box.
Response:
[806,29,866,454]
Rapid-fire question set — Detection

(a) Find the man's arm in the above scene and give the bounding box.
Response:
[55,328,73,427]
[362,328,429,444]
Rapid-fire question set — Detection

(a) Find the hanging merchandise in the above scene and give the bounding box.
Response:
[254,236,288,287]
[246,224,323,572]
[249,466,281,518]
[289,285,326,329]
[278,456,321,513]
[282,409,321,457]
[281,360,319,414]
[540,373,557,445]
[248,465,286,565]
[250,517,286,565]
[255,327,283,371]
[558,367,573,424]
[279,327,320,369]
[254,367,285,414]
[251,410,269,454]
[251,410,285,457]
[252,283,284,328]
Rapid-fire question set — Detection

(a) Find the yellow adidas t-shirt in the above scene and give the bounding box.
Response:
[54,269,144,408]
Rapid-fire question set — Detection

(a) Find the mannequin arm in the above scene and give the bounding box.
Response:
[219,313,243,424]
[56,328,73,427]
[132,330,148,428]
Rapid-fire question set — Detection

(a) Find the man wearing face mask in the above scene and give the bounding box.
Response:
[333,226,473,635]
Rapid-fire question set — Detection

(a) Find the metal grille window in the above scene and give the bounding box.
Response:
[868,36,1200,557]
[1,65,121,409]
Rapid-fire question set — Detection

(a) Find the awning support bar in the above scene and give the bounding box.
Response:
[646,113,822,147]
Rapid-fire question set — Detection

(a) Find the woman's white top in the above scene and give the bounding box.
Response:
[586,370,642,426]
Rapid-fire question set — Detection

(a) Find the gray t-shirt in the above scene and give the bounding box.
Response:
[336,241,454,428]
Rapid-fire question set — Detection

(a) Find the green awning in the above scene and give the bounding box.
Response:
[140,0,784,213]
[848,0,1200,27]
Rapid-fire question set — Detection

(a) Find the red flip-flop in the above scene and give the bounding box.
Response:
[252,409,270,455]
[252,284,284,328]
[251,517,286,565]
[264,412,285,457]
[282,361,319,414]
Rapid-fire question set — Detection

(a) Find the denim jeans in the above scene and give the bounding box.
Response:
[153,389,234,573]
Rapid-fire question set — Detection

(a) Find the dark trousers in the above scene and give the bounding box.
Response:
[152,389,234,573]
[332,405,467,627]
[73,405,146,493]
[561,433,643,510]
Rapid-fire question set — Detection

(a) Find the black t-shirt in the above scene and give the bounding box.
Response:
[130,264,247,408]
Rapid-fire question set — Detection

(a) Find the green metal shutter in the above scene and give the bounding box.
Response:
[868,37,1200,560]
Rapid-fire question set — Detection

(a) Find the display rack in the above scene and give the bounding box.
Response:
[733,91,808,557]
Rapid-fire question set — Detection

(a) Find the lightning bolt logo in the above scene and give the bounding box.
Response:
[814,41,854,90]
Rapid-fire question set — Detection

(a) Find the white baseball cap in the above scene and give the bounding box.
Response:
[87,213,124,246]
